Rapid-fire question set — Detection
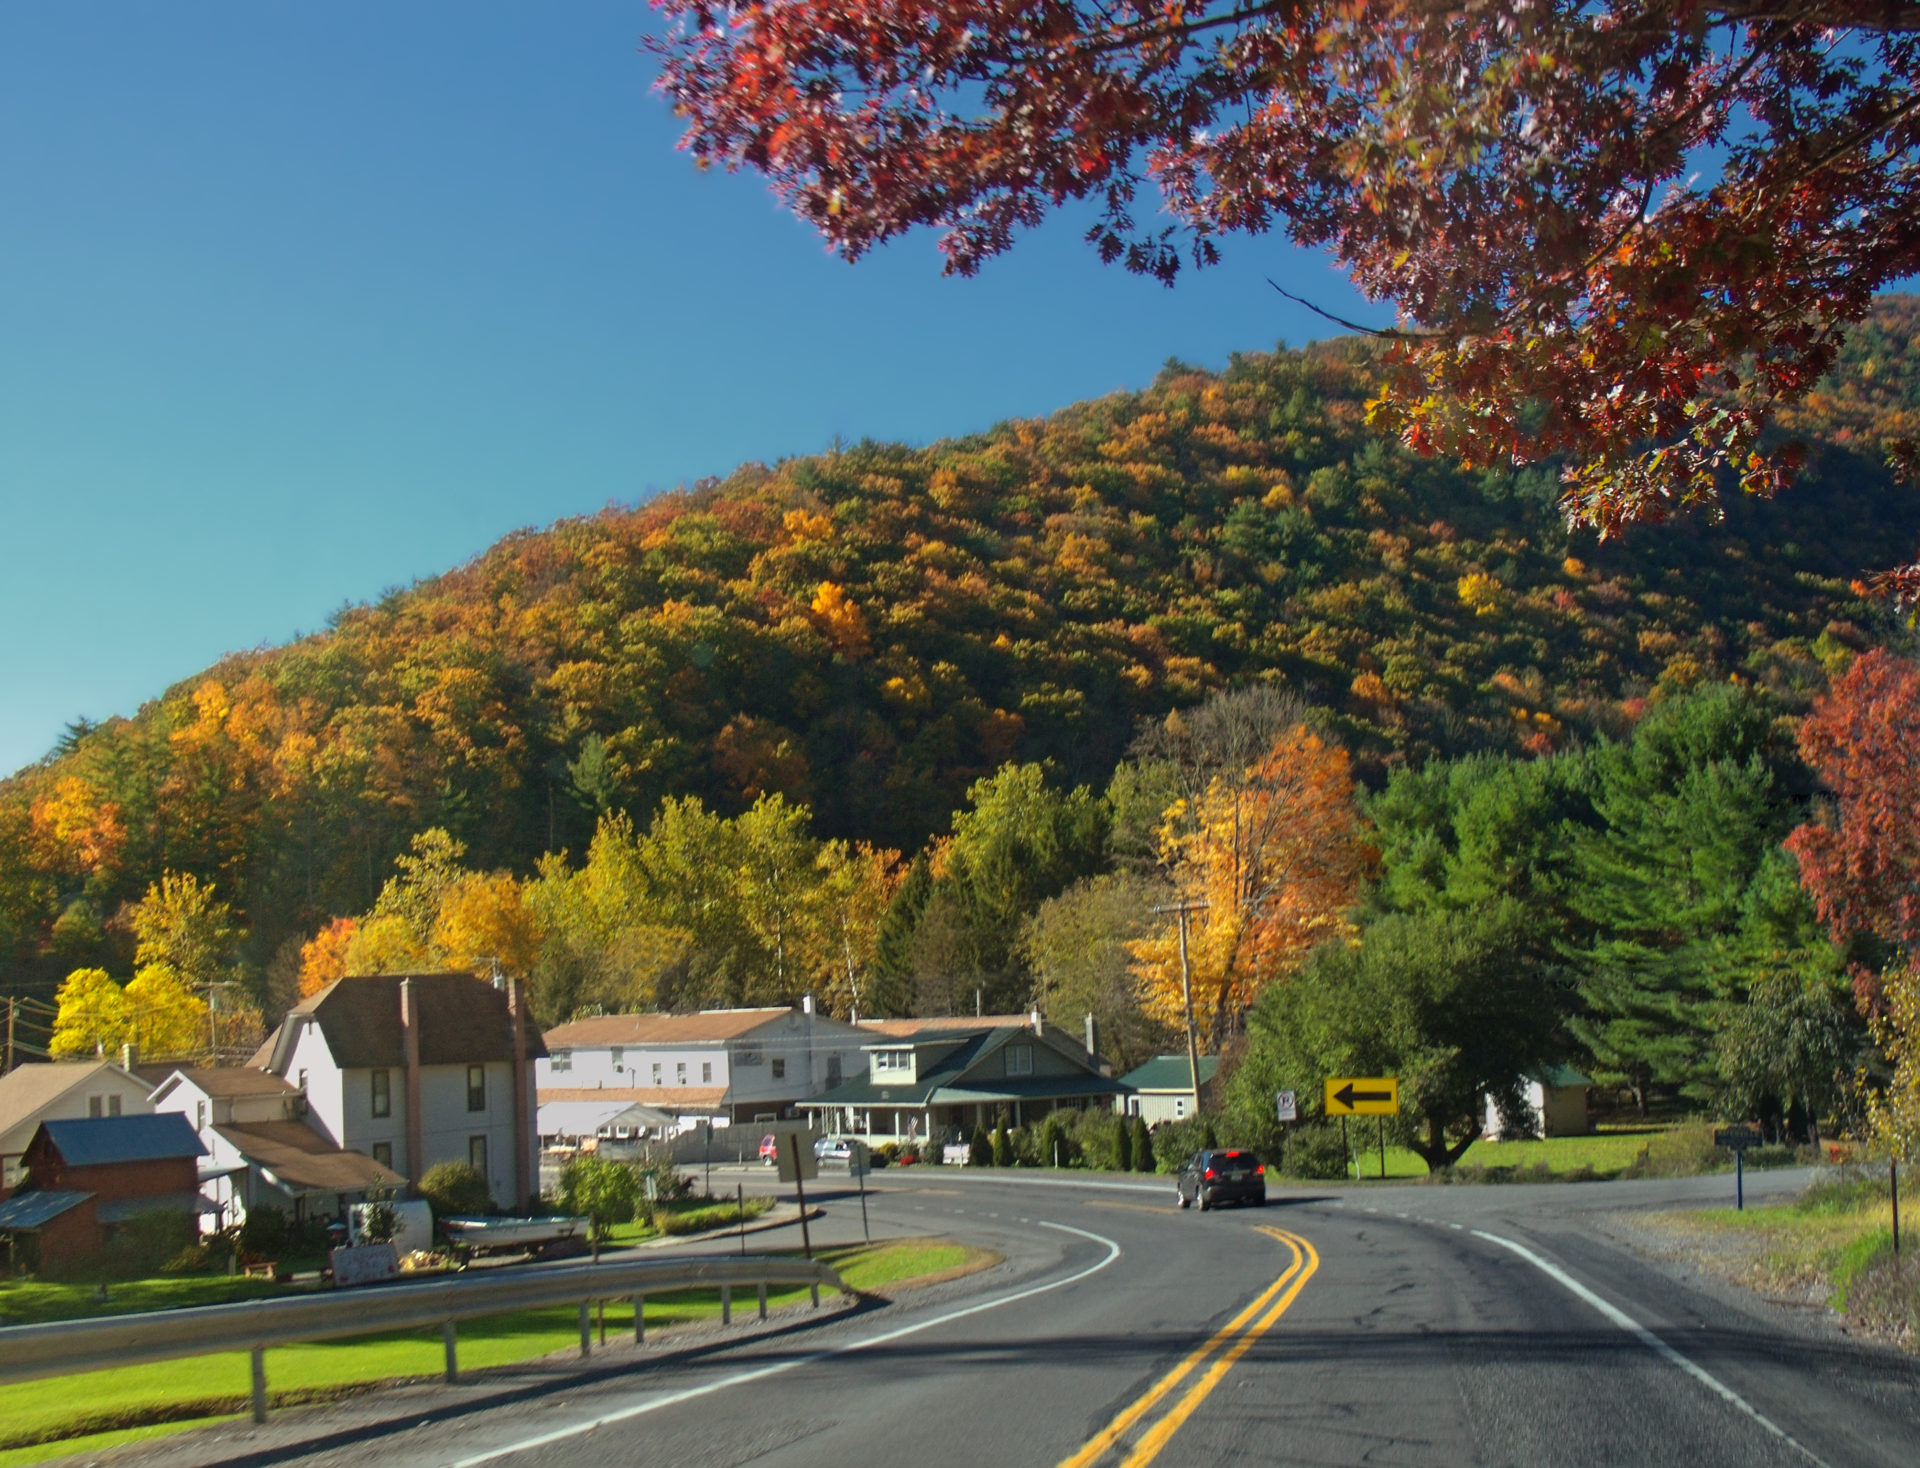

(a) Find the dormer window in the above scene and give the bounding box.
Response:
[872,1049,912,1075]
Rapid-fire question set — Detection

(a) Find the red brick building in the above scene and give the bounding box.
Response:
[0,1115,206,1271]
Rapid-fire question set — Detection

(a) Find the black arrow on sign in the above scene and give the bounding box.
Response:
[1334,1083,1392,1107]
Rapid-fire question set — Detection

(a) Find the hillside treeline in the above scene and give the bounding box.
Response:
[4,304,1917,1024]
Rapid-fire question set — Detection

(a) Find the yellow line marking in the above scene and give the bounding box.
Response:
[1057,1228,1306,1468]
[1119,1229,1319,1468]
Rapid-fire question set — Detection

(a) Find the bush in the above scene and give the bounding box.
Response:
[1149,1116,1208,1173]
[991,1126,1013,1168]
[1037,1114,1074,1169]
[1066,1108,1126,1170]
[1131,1116,1154,1172]
[556,1155,640,1239]
[91,1208,198,1281]
[1115,1116,1134,1173]
[1280,1122,1350,1180]
[239,1206,288,1257]
[969,1126,993,1166]
[160,1243,214,1276]
[420,1161,492,1219]
[1618,1122,1721,1179]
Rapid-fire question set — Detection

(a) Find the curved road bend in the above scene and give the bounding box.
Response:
[96,1168,1918,1468]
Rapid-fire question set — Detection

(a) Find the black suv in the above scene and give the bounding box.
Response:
[1175,1149,1266,1210]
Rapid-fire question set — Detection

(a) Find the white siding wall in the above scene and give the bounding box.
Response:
[538,1045,728,1091]
[414,1061,521,1208]
[284,1023,347,1149]
[337,1062,408,1175]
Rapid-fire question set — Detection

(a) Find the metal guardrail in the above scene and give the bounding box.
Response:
[0,1251,846,1423]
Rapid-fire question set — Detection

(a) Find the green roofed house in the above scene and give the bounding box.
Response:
[1118,1055,1222,1127]
[801,1012,1133,1147]
[1483,1065,1594,1140]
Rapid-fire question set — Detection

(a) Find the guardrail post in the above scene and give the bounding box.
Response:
[633,1294,645,1345]
[757,1282,767,1321]
[578,1300,591,1358]
[721,1284,731,1325]
[443,1321,458,1383]
[249,1347,268,1424]
[810,1281,820,1308]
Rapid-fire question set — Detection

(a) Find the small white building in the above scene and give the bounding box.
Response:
[537,1002,870,1132]
[148,1066,404,1230]
[0,1060,155,1194]
[252,973,544,1211]
[1483,1066,1594,1140]
[1116,1055,1221,1126]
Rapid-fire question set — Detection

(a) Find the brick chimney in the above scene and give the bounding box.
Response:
[400,978,424,1186]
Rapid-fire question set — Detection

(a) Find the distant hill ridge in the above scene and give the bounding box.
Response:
[4,302,1917,988]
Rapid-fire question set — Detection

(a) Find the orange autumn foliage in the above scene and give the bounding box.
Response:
[1131,726,1373,1049]
[298,917,359,997]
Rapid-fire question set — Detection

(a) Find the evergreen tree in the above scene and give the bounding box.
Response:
[1565,687,1803,1108]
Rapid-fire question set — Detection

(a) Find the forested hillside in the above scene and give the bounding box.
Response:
[4,303,1917,1022]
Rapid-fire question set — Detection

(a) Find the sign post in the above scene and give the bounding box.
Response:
[850,1140,871,1244]
[770,1122,819,1259]
[1713,1126,1762,1210]
[1326,1079,1399,1182]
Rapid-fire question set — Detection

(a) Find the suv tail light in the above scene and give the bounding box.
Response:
[1203,1167,1216,1180]
[1254,1163,1265,1175]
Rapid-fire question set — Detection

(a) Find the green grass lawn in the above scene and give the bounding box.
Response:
[1285,1126,1696,1182]
[0,1274,296,1327]
[0,1237,976,1461]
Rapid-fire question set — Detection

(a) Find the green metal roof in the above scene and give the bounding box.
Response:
[802,1025,1131,1109]
[1535,1064,1593,1089]
[1119,1055,1220,1092]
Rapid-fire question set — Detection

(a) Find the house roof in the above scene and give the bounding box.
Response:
[154,1068,299,1102]
[35,1114,206,1167]
[542,1008,802,1047]
[213,1121,405,1193]
[0,1062,147,1139]
[0,1190,93,1230]
[537,1085,729,1112]
[537,1100,674,1136]
[802,1025,1127,1109]
[856,1015,1033,1039]
[1535,1064,1594,1090]
[265,973,548,1071]
[1120,1055,1221,1092]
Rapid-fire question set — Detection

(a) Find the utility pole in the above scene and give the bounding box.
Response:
[1152,899,1212,1119]
[4,996,14,1075]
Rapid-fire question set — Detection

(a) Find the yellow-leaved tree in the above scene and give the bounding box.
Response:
[1130,724,1373,1052]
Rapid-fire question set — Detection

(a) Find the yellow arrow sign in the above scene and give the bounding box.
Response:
[1324,1077,1399,1116]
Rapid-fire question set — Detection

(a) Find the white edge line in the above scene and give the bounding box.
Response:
[1469,1229,1832,1468]
[449,1221,1123,1468]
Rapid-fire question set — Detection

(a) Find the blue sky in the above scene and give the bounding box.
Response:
[0,3,1382,779]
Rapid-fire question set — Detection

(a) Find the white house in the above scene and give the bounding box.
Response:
[1116,1055,1221,1126]
[147,1066,404,1230]
[252,973,544,1211]
[0,1060,155,1194]
[1483,1065,1594,1140]
[536,1001,871,1134]
[803,1013,1132,1144]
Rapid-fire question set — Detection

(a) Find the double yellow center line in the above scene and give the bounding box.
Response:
[1058,1225,1319,1468]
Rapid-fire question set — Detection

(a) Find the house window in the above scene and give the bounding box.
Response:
[372,1142,393,1169]
[107,1095,122,1116]
[652,1062,662,1085]
[701,1061,712,1083]
[772,1057,786,1080]
[467,1065,487,1113]
[551,1049,572,1074]
[371,1069,391,1118]
[1005,1045,1033,1077]
[872,1049,911,1074]
[88,1095,103,1118]
[1174,1097,1188,1118]
[196,1100,208,1132]
[676,1061,687,1085]
[610,1046,625,1072]
[469,1135,488,1179]
[827,1055,842,1088]
[297,1069,308,1093]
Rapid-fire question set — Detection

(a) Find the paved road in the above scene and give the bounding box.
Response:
[104,1166,1918,1468]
